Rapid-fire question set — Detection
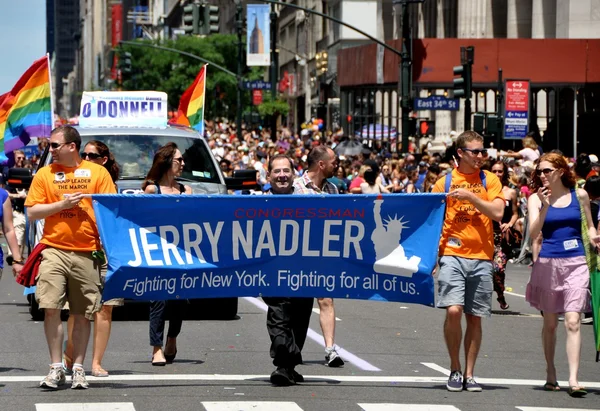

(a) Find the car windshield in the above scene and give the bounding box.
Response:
[79,134,220,184]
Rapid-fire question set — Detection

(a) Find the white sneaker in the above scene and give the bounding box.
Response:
[40,366,66,389]
[71,367,89,389]
[325,347,344,367]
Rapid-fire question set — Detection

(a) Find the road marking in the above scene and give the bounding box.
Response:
[359,405,460,411]
[506,291,526,298]
[517,408,600,411]
[312,307,341,321]
[243,297,380,371]
[36,403,135,411]
[421,362,450,375]
[4,374,599,388]
[202,402,303,411]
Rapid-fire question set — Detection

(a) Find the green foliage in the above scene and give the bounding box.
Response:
[257,95,290,118]
[118,35,267,121]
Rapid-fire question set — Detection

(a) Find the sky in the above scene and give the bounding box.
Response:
[0,0,47,93]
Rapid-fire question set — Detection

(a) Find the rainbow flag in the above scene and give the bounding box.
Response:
[0,56,52,157]
[173,65,207,134]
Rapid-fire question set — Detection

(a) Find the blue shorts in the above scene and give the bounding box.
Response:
[436,256,493,317]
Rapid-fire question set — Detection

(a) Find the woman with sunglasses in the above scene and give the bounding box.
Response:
[142,142,191,366]
[490,161,519,310]
[63,140,122,378]
[526,152,599,396]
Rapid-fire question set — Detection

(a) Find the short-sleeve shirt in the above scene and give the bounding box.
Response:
[432,169,504,260]
[293,173,339,194]
[25,160,117,251]
[518,147,540,162]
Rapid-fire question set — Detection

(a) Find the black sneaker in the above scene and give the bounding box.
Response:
[463,376,482,392]
[446,370,463,392]
[270,367,295,386]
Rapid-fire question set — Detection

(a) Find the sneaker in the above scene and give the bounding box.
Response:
[270,367,295,386]
[325,348,344,367]
[71,367,89,389]
[446,370,463,392]
[464,376,482,392]
[581,317,594,324]
[40,366,66,389]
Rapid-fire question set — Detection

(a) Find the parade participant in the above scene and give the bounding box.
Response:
[490,161,519,310]
[142,142,192,366]
[432,131,504,392]
[263,154,314,386]
[7,149,28,259]
[26,125,117,389]
[526,153,599,397]
[293,145,345,367]
[63,140,122,377]
[0,184,24,280]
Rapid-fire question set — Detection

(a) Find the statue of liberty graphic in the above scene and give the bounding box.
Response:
[371,195,421,277]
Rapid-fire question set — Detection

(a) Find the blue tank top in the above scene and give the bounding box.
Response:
[539,189,585,258]
[0,189,8,267]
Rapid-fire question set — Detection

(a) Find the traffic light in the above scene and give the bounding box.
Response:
[452,64,471,98]
[183,3,200,35]
[418,120,435,137]
[203,5,220,35]
[452,46,474,98]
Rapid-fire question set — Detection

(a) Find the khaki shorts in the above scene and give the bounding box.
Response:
[36,247,102,320]
[100,262,124,306]
[13,210,26,246]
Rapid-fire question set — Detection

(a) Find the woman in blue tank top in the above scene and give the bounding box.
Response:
[526,153,600,397]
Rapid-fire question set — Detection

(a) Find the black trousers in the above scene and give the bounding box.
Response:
[262,296,314,368]
[149,300,185,347]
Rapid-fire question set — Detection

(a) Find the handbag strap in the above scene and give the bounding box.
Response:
[575,188,597,272]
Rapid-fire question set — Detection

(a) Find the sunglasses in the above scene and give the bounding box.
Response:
[492,169,504,174]
[460,148,488,157]
[81,152,102,160]
[173,156,184,163]
[535,168,556,176]
[49,142,70,150]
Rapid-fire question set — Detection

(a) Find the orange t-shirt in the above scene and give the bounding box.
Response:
[432,169,504,260]
[25,160,117,251]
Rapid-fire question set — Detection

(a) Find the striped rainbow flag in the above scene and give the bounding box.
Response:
[173,64,207,134]
[0,56,52,157]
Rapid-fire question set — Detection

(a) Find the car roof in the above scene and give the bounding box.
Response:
[74,124,203,138]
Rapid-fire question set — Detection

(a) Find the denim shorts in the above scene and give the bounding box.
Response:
[436,255,493,317]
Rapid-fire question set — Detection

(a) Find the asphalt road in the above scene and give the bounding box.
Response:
[0,263,598,411]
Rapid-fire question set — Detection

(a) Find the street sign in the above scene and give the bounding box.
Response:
[503,79,530,139]
[242,80,272,90]
[252,89,263,106]
[414,96,459,111]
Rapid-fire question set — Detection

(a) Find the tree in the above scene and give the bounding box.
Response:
[119,35,266,121]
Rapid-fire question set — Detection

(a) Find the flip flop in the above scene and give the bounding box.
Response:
[568,386,587,397]
[91,368,109,377]
[543,382,560,391]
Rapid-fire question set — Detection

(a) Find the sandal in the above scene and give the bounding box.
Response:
[91,368,109,377]
[567,386,587,397]
[543,382,560,391]
[62,341,73,373]
[497,297,510,310]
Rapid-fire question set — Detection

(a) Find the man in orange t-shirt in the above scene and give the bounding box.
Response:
[25,125,116,390]
[432,131,504,393]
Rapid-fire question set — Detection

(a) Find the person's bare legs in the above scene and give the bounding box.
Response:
[444,305,463,372]
[65,314,75,368]
[92,305,114,374]
[318,298,335,347]
[71,314,91,366]
[464,314,482,378]
[44,308,64,364]
[564,312,583,388]
[542,312,559,384]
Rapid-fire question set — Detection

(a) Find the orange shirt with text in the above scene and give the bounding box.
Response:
[432,169,504,260]
[25,160,117,251]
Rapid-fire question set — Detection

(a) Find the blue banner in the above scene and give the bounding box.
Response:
[92,194,446,306]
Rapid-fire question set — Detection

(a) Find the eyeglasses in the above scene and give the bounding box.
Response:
[49,142,69,150]
[173,157,184,163]
[491,169,504,174]
[15,157,25,161]
[81,152,102,160]
[460,148,488,157]
[535,168,556,176]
